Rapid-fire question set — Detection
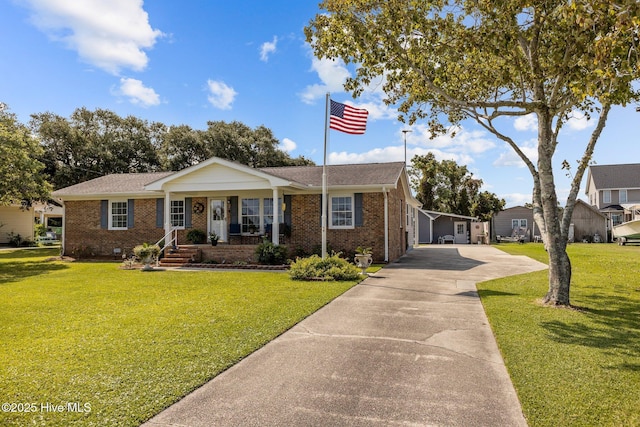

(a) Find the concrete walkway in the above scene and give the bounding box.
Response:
[143,245,547,427]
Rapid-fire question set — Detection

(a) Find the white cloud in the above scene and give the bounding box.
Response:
[300,57,351,104]
[409,124,497,155]
[280,138,297,152]
[328,145,475,166]
[514,114,537,131]
[502,192,533,207]
[327,125,497,167]
[260,36,278,62]
[351,100,396,121]
[22,0,163,74]
[117,77,160,106]
[566,110,594,131]
[206,80,237,110]
[493,139,538,168]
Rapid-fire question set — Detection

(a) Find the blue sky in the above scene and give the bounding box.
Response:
[1,0,638,207]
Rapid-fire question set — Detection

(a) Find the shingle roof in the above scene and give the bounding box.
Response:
[52,172,173,196]
[589,164,640,189]
[260,162,405,187]
[52,161,406,197]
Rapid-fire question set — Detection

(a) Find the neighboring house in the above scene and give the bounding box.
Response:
[585,163,640,239]
[569,199,607,243]
[0,204,34,244]
[33,202,64,238]
[492,206,537,242]
[52,157,421,263]
[417,209,479,244]
[493,201,606,243]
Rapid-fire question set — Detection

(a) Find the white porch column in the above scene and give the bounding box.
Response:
[164,192,172,238]
[272,188,280,245]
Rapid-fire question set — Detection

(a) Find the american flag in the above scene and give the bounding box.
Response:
[329,100,368,134]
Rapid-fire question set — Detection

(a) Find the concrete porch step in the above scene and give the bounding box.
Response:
[159,246,201,267]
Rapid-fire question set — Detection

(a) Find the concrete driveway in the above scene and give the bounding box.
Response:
[144,245,547,427]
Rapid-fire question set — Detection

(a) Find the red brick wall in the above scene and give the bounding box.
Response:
[287,190,407,262]
[64,199,165,257]
[199,245,258,264]
[64,192,410,262]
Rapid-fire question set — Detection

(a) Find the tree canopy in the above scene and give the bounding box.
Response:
[410,153,505,220]
[306,0,640,306]
[0,106,51,205]
[30,108,314,189]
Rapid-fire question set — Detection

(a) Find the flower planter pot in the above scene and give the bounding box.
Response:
[354,253,373,275]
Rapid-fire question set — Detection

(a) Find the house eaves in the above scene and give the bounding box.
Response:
[145,157,306,191]
[422,209,478,221]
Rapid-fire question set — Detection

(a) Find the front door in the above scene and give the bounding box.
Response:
[210,199,227,242]
[454,221,467,244]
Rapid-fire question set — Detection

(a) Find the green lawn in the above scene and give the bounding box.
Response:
[0,248,359,427]
[479,243,640,427]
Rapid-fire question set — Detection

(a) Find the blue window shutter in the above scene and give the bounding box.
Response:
[354,193,363,227]
[230,196,238,223]
[185,198,192,228]
[127,199,134,229]
[100,200,108,229]
[156,199,164,228]
[284,195,292,226]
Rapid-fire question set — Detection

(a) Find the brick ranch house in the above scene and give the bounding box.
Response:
[52,157,421,263]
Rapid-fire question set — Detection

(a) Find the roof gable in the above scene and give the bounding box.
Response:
[144,157,299,192]
[588,164,640,190]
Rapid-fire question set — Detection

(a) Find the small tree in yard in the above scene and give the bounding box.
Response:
[306,0,640,306]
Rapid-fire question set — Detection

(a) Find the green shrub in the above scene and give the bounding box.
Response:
[256,240,289,265]
[186,229,207,244]
[7,232,22,247]
[289,253,360,281]
[133,243,161,260]
[35,223,47,237]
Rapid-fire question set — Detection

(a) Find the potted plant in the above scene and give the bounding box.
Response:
[133,243,161,271]
[186,229,207,244]
[209,231,219,246]
[354,246,373,275]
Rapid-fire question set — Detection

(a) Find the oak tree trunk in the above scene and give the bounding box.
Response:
[537,109,571,306]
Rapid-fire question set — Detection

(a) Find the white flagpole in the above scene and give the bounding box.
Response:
[322,93,330,259]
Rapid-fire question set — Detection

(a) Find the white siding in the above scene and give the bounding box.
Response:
[0,206,34,244]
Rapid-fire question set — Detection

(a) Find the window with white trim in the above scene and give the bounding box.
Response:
[619,189,628,203]
[612,213,623,227]
[109,200,128,230]
[242,198,260,233]
[512,219,527,229]
[170,200,185,228]
[331,195,353,228]
[603,190,611,204]
[263,198,283,227]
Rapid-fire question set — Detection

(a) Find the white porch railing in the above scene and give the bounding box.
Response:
[155,227,179,266]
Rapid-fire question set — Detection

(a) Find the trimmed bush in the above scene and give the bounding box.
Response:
[255,240,288,265]
[186,229,207,244]
[289,253,360,281]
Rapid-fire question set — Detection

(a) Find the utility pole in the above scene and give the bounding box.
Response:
[402,130,412,165]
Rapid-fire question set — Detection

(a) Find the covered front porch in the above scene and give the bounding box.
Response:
[144,157,301,248]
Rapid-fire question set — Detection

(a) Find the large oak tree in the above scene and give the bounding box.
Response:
[31,108,315,189]
[0,105,51,205]
[306,0,640,306]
